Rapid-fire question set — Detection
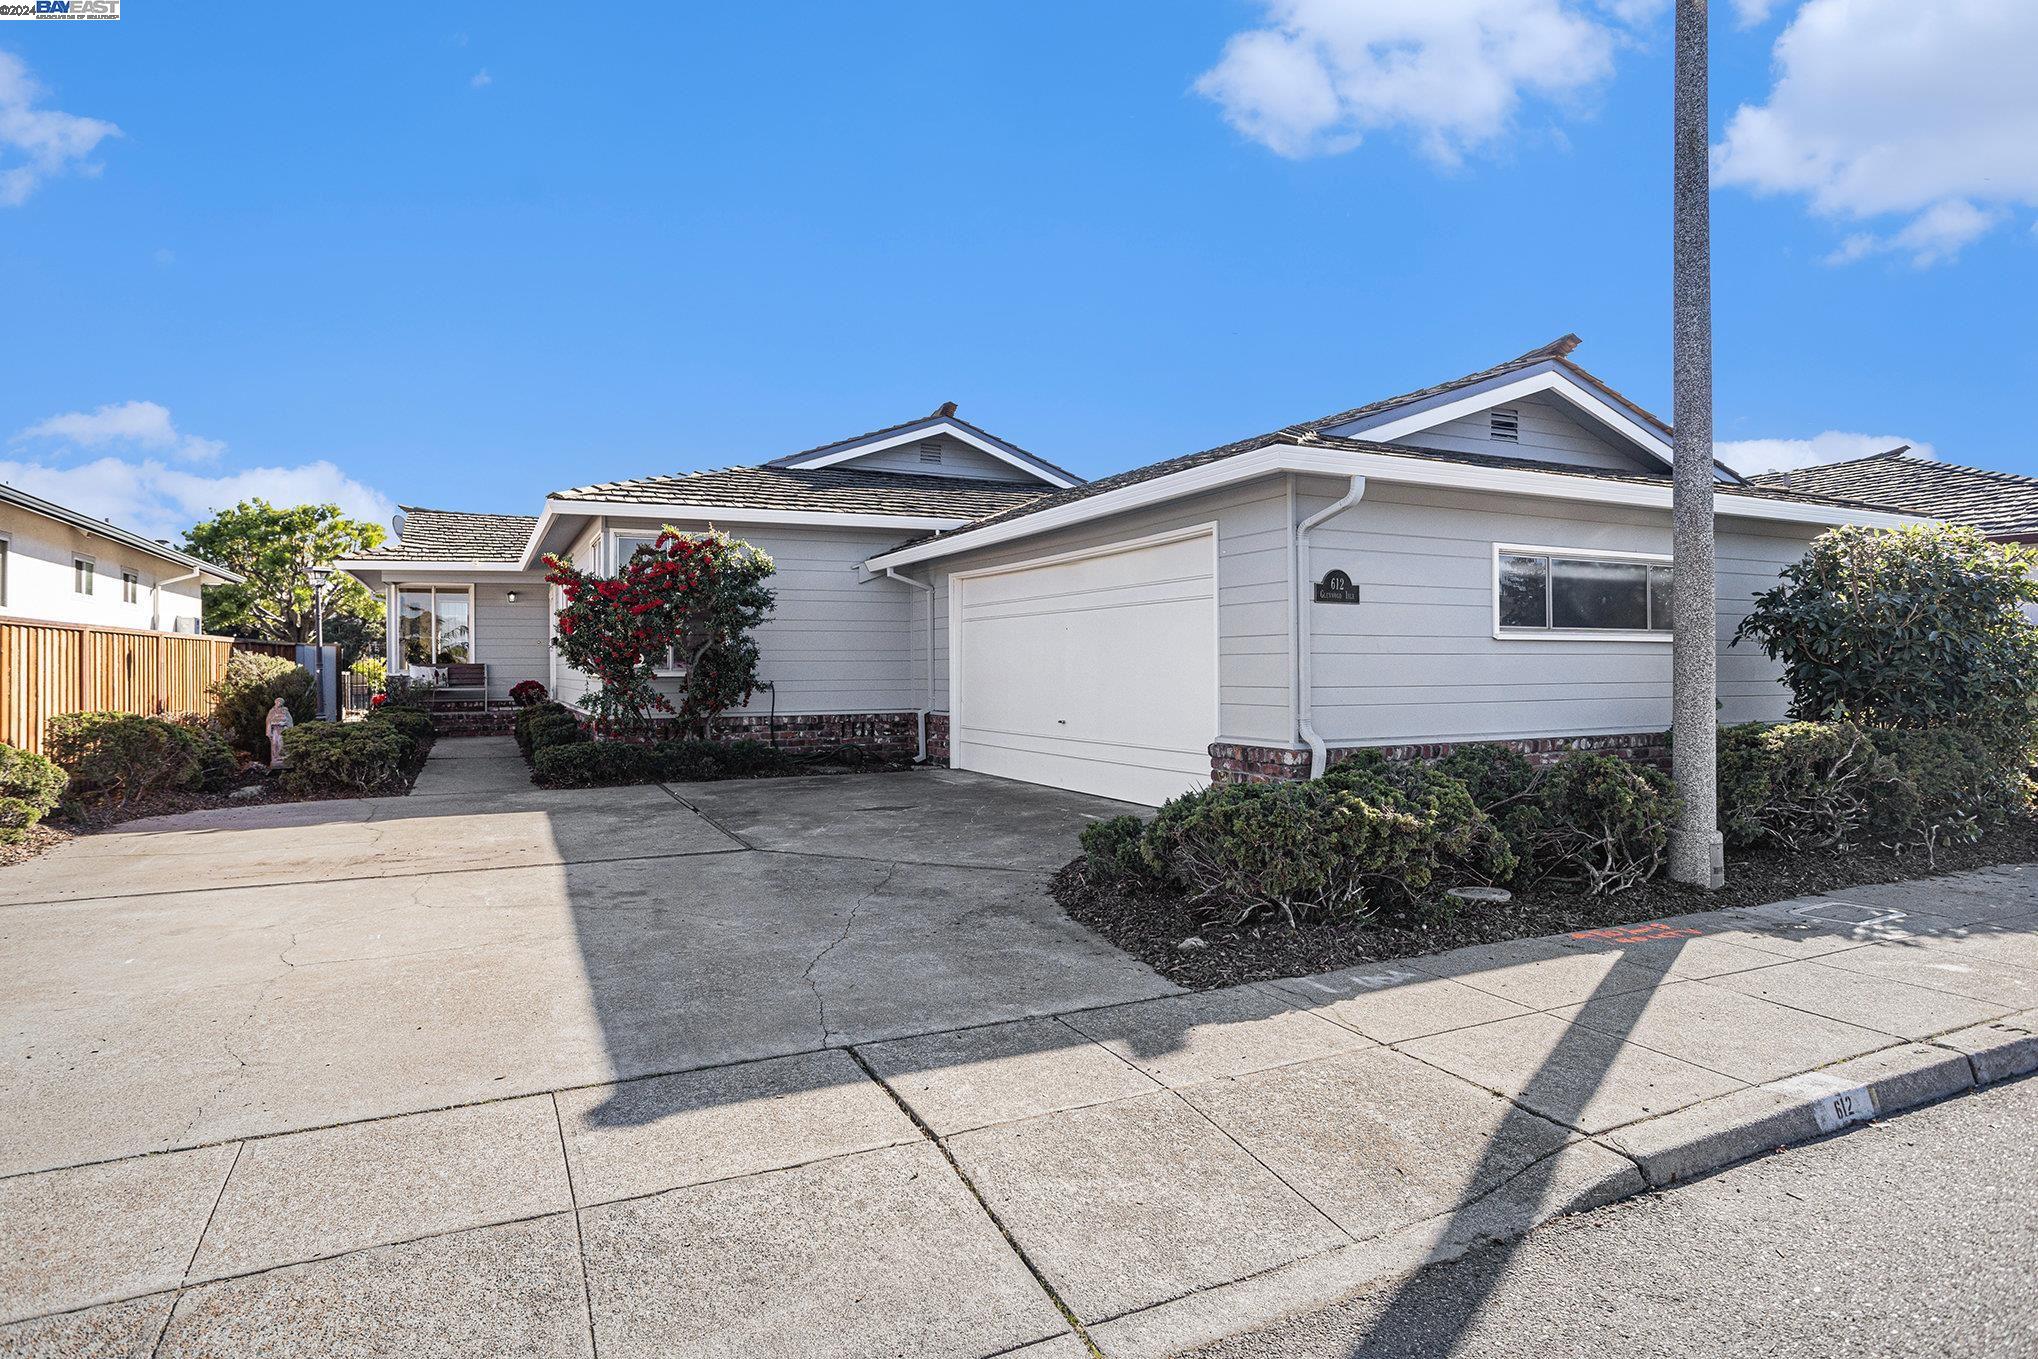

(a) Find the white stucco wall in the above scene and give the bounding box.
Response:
[0,502,207,633]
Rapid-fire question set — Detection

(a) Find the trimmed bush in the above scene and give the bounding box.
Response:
[519,707,585,759]
[1143,778,1455,927]
[1716,720,1902,853]
[1321,755,1518,890]
[367,705,436,763]
[210,652,316,755]
[1869,726,2033,854]
[533,742,658,788]
[654,738,789,782]
[279,721,417,796]
[44,712,223,808]
[0,743,68,843]
[1079,815,1169,890]
[1514,753,1673,895]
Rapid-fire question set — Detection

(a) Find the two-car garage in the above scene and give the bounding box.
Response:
[946,527,1219,806]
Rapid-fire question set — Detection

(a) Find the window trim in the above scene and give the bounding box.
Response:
[394,583,478,668]
[1491,542,1673,644]
[121,568,142,605]
[74,554,96,597]
[0,533,10,609]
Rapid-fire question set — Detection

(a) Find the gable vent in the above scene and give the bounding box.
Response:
[1489,408,1520,443]
[918,441,944,465]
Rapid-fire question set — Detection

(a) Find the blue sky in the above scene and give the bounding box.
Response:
[2,1,2034,540]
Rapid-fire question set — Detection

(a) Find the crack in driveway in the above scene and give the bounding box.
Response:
[802,861,897,1045]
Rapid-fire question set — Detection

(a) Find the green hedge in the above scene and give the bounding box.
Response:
[279,721,419,797]
[367,705,436,759]
[530,737,794,788]
[0,744,68,843]
[44,711,237,809]
[516,704,584,758]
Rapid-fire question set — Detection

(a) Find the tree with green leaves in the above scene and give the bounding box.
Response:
[183,501,387,666]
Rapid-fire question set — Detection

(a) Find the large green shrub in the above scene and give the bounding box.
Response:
[1512,753,1673,895]
[367,706,435,762]
[1142,778,1458,926]
[210,652,316,755]
[44,712,226,808]
[1079,814,1170,890]
[279,721,417,796]
[1869,726,2033,854]
[166,714,240,792]
[0,744,68,843]
[1716,719,1903,853]
[519,707,585,759]
[654,738,788,782]
[1734,524,2038,749]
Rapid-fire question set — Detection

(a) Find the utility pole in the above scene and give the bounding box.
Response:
[1669,0,1725,889]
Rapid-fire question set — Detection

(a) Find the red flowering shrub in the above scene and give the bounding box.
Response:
[544,529,776,738]
[509,680,548,708]
[370,693,388,708]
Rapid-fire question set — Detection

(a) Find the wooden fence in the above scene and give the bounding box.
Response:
[0,617,235,755]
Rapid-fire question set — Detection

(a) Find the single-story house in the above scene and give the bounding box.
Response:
[0,482,242,632]
[336,336,1925,805]
[1750,445,2038,544]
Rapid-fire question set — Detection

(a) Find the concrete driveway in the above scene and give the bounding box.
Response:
[0,738,1174,1178]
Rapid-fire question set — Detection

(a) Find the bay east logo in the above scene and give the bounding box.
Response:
[0,0,122,18]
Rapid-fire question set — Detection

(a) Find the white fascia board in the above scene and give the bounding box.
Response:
[521,499,968,569]
[864,446,1359,570]
[333,560,542,574]
[782,420,1080,488]
[863,443,1934,572]
[1344,368,1676,470]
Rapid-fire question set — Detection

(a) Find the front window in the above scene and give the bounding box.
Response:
[122,569,141,604]
[1497,547,1673,637]
[74,556,95,596]
[399,586,473,665]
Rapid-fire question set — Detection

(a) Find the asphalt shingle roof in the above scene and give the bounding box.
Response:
[353,507,539,562]
[1749,450,2038,537]
[764,404,1084,486]
[550,464,1049,520]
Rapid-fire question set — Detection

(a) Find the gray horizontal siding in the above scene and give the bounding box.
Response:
[1302,480,1815,747]
[472,585,550,702]
[924,477,1296,745]
[601,517,924,717]
[837,435,1040,484]
[1396,392,1653,473]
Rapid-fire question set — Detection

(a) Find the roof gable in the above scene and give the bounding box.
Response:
[764,405,1082,488]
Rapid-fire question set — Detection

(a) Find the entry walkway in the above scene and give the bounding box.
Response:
[1,739,2034,1356]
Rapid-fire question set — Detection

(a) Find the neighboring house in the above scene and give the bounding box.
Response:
[0,483,242,633]
[336,337,1925,805]
[1750,446,2038,543]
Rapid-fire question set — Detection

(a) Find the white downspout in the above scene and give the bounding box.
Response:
[153,567,203,631]
[1295,474,1366,778]
[885,566,935,762]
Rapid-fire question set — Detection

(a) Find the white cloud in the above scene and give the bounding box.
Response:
[0,456,396,543]
[1713,0,2038,265]
[5,399,395,540]
[17,400,226,463]
[1714,431,1933,476]
[0,48,120,207]
[470,69,492,90]
[1731,0,1779,25]
[1194,0,1657,165]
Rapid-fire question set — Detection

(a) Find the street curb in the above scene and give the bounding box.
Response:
[1597,1042,1975,1188]
[1931,1009,2038,1085]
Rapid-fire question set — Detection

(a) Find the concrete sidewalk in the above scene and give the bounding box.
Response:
[3,750,2036,1356]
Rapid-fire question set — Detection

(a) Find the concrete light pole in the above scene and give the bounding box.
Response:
[1669,0,1725,889]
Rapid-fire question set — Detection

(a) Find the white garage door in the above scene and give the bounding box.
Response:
[951,528,1218,806]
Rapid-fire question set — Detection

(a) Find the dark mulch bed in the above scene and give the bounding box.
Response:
[1055,817,2038,991]
[0,823,71,869]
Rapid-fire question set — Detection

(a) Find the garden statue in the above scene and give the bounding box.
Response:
[265,696,294,768]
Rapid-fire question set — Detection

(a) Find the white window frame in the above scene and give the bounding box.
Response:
[609,529,688,676]
[1491,542,1673,644]
[121,568,141,605]
[74,554,96,596]
[395,583,478,668]
[0,533,10,609]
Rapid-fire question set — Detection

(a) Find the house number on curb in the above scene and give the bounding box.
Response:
[1314,569,1361,604]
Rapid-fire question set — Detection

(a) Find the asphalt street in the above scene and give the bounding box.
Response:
[1183,1074,2037,1359]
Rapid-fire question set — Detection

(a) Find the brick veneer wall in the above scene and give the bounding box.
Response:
[925,712,950,767]
[710,711,922,759]
[1211,731,1672,784]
